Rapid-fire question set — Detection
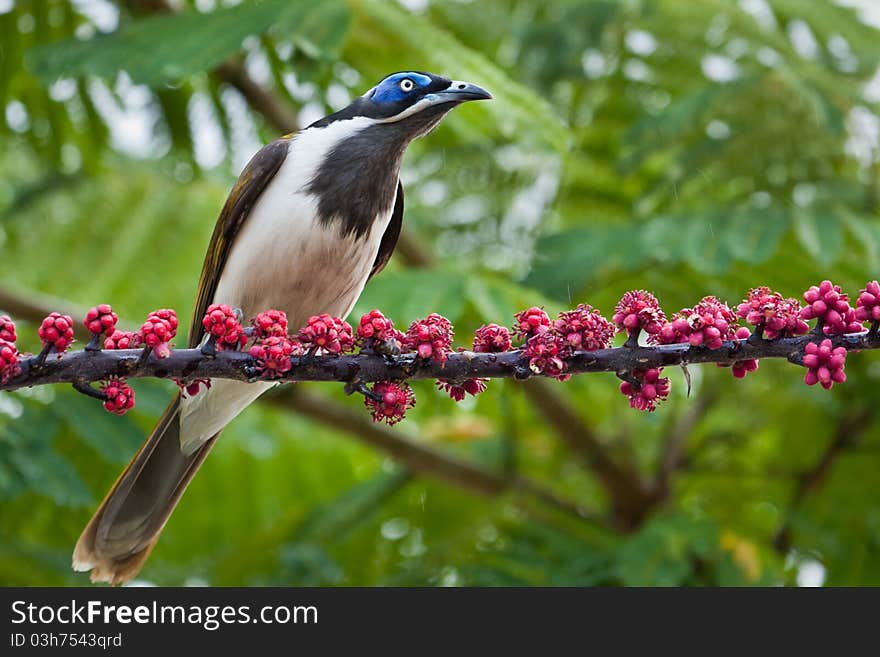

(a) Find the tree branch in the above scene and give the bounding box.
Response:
[0,285,597,528]
[129,0,299,134]
[655,389,719,490]
[772,408,872,553]
[272,387,598,524]
[521,378,657,529]
[5,331,876,392]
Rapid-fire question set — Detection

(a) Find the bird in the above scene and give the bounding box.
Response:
[72,71,491,584]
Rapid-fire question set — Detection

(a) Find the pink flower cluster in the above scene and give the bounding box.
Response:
[298,314,354,355]
[436,378,487,401]
[365,381,416,425]
[554,304,615,351]
[84,304,118,337]
[613,290,666,340]
[142,308,179,358]
[656,296,736,350]
[252,309,288,339]
[249,335,303,379]
[803,339,847,389]
[404,313,454,364]
[0,316,19,384]
[513,307,550,341]
[856,281,880,325]
[104,330,142,350]
[0,315,16,343]
[101,378,135,415]
[736,287,807,339]
[800,280,862,335]
[356,309,399,344]
[518,304,613,379]
[39,312,75,355]
[202,304,246,351]
[730,326,759,378]
[619,368,670,412]
[0,337,20,384]
[473,323,512,353]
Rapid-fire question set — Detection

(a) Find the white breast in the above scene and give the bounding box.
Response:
[179,118,396,452]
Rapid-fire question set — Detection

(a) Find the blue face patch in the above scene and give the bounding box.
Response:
[371,72,434,104]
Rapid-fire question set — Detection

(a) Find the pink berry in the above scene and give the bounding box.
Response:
[103,330,142,350]
[512,307,550,341]
[404,314,453,365]
[436,378,488,401]
[101,378,135,415]
[0,339,21,384]
[619,367,670,412]
[142,308,179,358]
[249,335,302,378]
[83,304,118,337]
[252,309,288,339]
[613,290,666,338]
[297,314,354,355]
[473,323,512,353]
[0,315,16,343]
[365,381,416,425]
[356,309,397,344]
[39,312,75,355]
[552,304,614,351]
[524,330,569,379]
[802,339,846,390]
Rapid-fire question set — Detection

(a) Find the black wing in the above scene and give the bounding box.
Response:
[369,180,404,281]
[187,137,291,347]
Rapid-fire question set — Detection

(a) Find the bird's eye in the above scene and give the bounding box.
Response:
[399,79,415,92]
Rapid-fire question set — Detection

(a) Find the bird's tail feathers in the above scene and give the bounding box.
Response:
[72,395,216,585]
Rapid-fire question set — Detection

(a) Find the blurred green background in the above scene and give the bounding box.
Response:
[1,0,879,586]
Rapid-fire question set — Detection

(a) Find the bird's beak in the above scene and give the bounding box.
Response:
[435,80,493,102]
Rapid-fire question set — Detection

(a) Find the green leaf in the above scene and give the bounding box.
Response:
[793,207,842,265]
[49,391,144,465]
[353,269,469,324]
[26,0,349,86]
[525,224,641,300]
[723,206,790,265]
[0,413,91,508]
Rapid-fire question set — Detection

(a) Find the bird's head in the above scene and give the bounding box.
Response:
[309,71,492,139]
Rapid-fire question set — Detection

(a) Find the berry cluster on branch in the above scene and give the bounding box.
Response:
[1,280,878,426]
